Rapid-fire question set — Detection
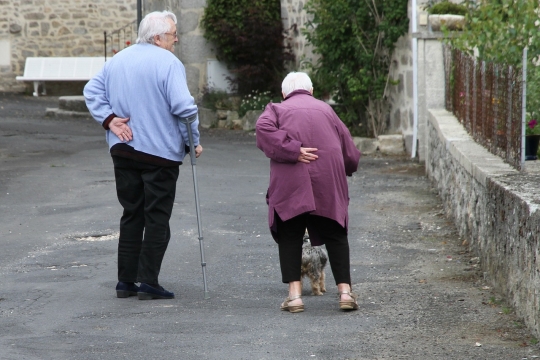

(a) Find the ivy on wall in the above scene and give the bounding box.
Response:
[201,0,294,96]
[303,0,409,137]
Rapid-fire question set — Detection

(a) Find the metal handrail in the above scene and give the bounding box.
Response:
[104,20,137,60]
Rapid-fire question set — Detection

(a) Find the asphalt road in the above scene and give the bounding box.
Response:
[0,93,539,360]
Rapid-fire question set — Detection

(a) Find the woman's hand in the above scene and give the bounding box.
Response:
[298,147,318,163]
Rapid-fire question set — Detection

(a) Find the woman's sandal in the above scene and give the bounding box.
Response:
[338,291,359,311]
[280,294,304,313]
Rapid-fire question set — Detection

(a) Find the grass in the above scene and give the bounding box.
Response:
[488,296,502,306]
[501,306,512,315]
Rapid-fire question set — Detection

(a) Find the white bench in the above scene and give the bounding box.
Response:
[16,57,106,96]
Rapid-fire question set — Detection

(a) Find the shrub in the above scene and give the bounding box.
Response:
[527,64,540,122]
[426,1,468,16]
[303,0,409,137]
[450,0,540,66]
[201,0,294,97]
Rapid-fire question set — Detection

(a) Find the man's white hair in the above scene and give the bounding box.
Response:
[136,11,177,45]
[281,72,313,97]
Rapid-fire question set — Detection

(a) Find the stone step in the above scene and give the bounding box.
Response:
[354,134,405,155]
[45,107,93,119]
[58,95,88,112]
[45,95,92,119]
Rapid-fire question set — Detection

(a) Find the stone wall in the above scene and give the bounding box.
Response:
[387,34,413,145]
[280,0,318,70]
[0,0,137,93]
[388,0,441,158]
[143,0,213,97]
[427,108,540,338]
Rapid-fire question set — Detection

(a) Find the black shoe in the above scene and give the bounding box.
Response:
[116,282,139,298]
[137,283,175,300]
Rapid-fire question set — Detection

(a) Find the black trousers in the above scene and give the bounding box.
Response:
[112,156,179,285]
[276,213,351,285]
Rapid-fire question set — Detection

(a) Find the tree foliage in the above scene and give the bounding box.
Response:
[450,0,540,66]
[303,0,409,137]
[201,0,294,96]
[448,0,540,122]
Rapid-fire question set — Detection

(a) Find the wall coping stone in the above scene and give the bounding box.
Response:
[428,108,518,187]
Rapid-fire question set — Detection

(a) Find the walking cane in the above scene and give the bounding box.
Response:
[180,114,210,299]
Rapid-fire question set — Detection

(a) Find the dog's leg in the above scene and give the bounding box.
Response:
[320,271,326,293]
[310,273,323,295]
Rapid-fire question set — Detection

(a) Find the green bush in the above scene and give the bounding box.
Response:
[527,64,540,122]
[201,0,294,96]
[427,1,468,15]
[304,0,409,137]
[450,0,540,66]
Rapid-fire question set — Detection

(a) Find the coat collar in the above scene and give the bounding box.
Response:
[284,89,313,101]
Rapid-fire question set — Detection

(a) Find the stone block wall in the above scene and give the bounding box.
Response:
[144,0,213,97]
[387,34,413,144]
[280,0,318,70]
[0,0,137,93]
[427,108,540,337]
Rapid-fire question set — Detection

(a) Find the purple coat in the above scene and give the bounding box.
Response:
[256,90,361,245]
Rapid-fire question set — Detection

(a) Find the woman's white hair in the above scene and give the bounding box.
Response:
[136,11,177,45]
[281,72,313,97]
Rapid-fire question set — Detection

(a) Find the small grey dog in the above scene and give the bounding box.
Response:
[301,232,328,295]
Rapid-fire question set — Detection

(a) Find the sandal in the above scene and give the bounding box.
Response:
[338,291,359,311]
[280,294,304,313]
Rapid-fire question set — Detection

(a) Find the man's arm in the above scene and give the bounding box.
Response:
[83,67,114,128]
[83,67,133,142]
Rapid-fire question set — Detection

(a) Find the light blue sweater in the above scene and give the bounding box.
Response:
[84,43,199,162]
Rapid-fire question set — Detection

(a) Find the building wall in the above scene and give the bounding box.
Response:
[280,0,318,70]
[387,34,414,142]
[143,0,213,97]
[0,0,137,93]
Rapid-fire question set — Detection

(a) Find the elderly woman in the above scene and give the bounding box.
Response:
[256,72,361,312]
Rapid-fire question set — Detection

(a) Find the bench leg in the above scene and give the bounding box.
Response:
[32,82,47,96]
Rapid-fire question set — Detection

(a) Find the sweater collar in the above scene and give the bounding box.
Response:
[284,89,313,101]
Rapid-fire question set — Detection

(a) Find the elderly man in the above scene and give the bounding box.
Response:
[256,72,361,312]
[84,10,202,300]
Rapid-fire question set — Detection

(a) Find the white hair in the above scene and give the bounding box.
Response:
[136,11,177,45]
[281,72,313,97]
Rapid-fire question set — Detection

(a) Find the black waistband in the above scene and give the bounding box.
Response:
[110,143,182,167]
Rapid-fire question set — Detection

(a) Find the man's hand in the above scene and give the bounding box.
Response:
[195,144,203,158]
[298,147,318,163]
[109,117,132,142]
